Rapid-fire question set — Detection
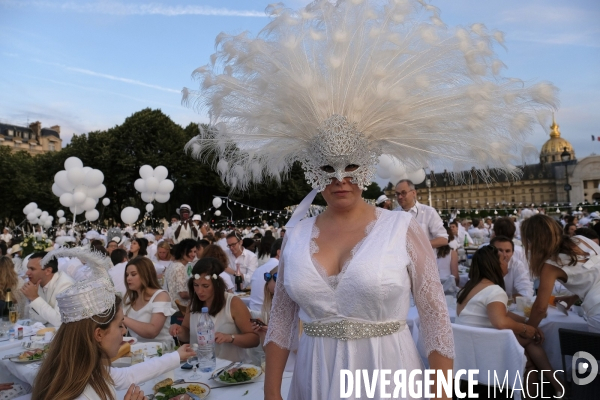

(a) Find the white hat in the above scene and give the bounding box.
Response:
[376,195,389,205]
[7,244,22,255]
[591,212,600,220]
[192,214,202,221]
[177,204,192,215]
[46,248,116,324]
[144,233,156,242]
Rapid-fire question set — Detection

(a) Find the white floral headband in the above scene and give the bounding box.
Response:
[194,273,218,280]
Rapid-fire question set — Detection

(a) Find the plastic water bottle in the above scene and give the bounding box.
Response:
[196,307,216,372]
[186,262,193,277]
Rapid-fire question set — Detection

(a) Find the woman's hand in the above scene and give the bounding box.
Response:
[555,295,579,309]
[176,344,196,361]
[124,384,147,400]
[214,332,233,344]
[169,324,182,337]
[533,327,544,345]
[251,319,268,334]
[0,383,14,391]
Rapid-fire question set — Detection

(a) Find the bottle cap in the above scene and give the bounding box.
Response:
[201,307,209,313]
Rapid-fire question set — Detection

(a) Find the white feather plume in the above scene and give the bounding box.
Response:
[42,247,112,280]
[183,0,559,189]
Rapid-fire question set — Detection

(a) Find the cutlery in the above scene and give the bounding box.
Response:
[2,353,22,360]
[210,380,256,389]
[210,361,236,380]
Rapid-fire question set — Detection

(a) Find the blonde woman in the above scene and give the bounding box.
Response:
[251,266,278,346]
[154,241,172,277]
[123,257,174,347]
[0,256,26,318]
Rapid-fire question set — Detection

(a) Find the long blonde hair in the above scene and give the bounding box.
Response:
[32,296,122,400]
[0,256,18,301]
[261,266,278,324]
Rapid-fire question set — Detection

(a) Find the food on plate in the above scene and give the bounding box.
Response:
[219,366,259,383]
[154,383,206,399]
[36,327,56,336]
[110,342,131,362]
[18,346,48,361]
[152,378,174,392]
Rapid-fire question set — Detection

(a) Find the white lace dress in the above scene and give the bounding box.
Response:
[264,208,454,400]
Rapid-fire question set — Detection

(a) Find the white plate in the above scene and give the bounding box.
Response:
[9,356,43,364]
[215,364,262,385]
[131,341,161,355]
[154,382,210,399]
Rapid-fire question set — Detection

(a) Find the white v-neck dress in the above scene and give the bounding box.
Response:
[265,208,454,400]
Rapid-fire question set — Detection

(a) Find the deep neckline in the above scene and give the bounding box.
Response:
[309,208,383,290]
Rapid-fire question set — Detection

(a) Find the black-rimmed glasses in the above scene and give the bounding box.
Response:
[227,241,240,248]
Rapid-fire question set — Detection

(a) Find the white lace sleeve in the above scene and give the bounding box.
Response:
[264,236,300,351]
[406,218,455,359]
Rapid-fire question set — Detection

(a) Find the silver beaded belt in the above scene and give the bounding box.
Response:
[303,320,406,341]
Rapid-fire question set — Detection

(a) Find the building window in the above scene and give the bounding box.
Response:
[7,129,13,136]
[22,132,29,140]
[49,142,55,152]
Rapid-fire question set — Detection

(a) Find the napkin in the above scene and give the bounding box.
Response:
[12,322,45,336]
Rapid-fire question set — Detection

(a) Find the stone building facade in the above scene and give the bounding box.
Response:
[0,121,62,155]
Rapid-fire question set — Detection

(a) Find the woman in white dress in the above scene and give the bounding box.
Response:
[521,214,600,332]
[169,257,259,361]
[153,240,173,278]
[455,246,563,395]
[123,257,175,347]
[31,248,196,400]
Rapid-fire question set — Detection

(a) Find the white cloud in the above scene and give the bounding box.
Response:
[0,0,266,17]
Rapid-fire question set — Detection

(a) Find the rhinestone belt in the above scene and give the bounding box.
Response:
[303,320,406,341]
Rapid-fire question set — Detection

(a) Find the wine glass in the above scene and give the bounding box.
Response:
[188,355,200,380]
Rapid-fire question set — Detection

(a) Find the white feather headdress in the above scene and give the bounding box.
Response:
[183,0,558,190]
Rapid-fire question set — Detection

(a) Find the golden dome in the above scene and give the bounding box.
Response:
[539,114,575,164]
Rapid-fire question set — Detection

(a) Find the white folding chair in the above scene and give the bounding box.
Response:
[452,323,527,400]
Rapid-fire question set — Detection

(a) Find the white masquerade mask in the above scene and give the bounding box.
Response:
[302,115,381,191]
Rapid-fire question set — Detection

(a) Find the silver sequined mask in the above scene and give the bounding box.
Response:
[302,115,381,191]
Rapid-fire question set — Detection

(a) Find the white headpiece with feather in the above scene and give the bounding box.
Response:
[183,0,558,191]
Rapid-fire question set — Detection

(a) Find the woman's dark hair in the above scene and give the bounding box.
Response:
[563,223,576,235]
[457,246,505,305]
[0,241,7,256]
[257,235,276,259]
[242,238,255,250]
[264,230,274,238]
[574,227,599,241]
[128,237,148,258]
[436,226,455,259]
[188,257,227,317]
[172,238,198,260]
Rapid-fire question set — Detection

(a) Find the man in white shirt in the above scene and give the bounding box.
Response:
[394,179,448,248]
[225,232,258,289]
[21,252,75,327]
[248,239,282,312]
[450,220,473,249]
[163,215,179,244]
[1,227,12,244]
[108,248,129,297]
[490,236,534,298]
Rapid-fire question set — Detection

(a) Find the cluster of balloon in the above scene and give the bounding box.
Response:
[56,210,67,225]
[375,155,426,185]
[212,197,222,217]
[53,157,105,222]
[121,207,140,225]
[134,165,174,204]
[23,203,54,228]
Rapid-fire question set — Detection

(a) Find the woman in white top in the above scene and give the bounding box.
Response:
[521,214,600,332]
[127,238,148,259]
[456,246,563,395]
[164,239,196,309]
[123,257,175,347]
[153,240,173,277]
[436,227,459,288]
[251,266,278,346]
[170,257,259,362]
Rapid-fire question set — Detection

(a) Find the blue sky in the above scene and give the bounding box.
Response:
[1,0,599,163]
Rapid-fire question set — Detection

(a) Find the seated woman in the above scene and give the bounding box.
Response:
[522,214,600,332]
[32,249,195,400]
[456,246,563,395]
[127,238,148,259]
[123,257,175,347]
[251,266,278,346]
[0,256,26,317]
[164,239,196,310]
[436,226,459,290]
[154,240,172,277]
[169,257,259,362]
[200,244,235,292]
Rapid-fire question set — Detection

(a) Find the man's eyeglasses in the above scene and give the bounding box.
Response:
[264,272,278,282]
[395,190,414,198]
[227,241,240,248]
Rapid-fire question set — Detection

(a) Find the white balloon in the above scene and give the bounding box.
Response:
[51,183,65,197]
[70,206,85,215]
[376,165,391,180]
[58,217,66,224]
[121,207,140,224]
[74,185,89,196]
[43,221,52,228]
[83,166,93,174]
[145,177,159,192]
[154,193,170,203]
[60,193,74,207]
[153,166,169,181]
[48,216,54,222]
[27,212,37,221]
[134,179,146,193]
[55,170,74,192]
[85,209,99,222]
[102,198,110,206]
[40,211,49,219]
[34,208,42,217]
[23,202,37,215]
[212,197,223,208]
[407,169,426,185]
[81,197,97,211]
[57,210,65,217]
[85,169,104,187]
[64,156,83,170]
[214,210,222,216]
[73,191,87,205]
[146,203,154,212]
[157,179,174,194]
[87,184,107,199]
[141,192,155,202]
[139,165,154,179]
[67,167,86,186]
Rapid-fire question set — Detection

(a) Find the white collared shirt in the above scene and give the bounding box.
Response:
[394,201,448,241]
[226,248,259,289]
[504,257,534,298]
